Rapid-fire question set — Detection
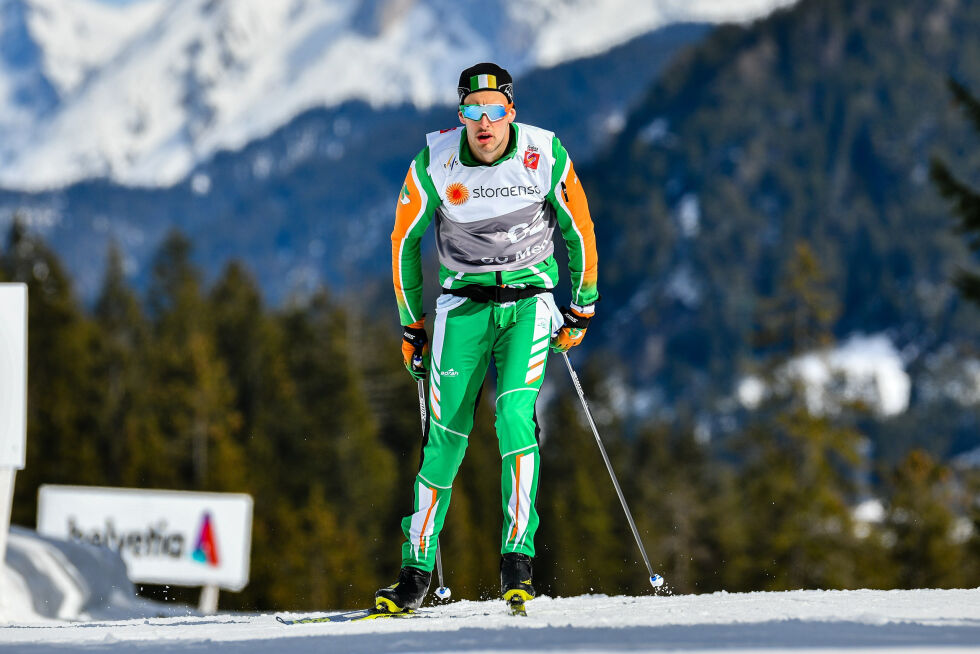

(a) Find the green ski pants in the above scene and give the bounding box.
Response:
[401,292,560,571]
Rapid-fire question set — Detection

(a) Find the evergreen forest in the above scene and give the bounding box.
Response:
[2,218,978,611]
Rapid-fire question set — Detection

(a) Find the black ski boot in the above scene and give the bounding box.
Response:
[500,553,535,615]
[375,566,431,613]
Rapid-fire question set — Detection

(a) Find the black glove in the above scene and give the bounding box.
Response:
[401,316,429,381]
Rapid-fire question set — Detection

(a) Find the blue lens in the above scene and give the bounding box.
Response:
[460,104,508,121]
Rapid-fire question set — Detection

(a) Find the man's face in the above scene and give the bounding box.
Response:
[459,90,515,164]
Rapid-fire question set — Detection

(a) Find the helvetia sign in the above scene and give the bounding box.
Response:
[37,486,252,591]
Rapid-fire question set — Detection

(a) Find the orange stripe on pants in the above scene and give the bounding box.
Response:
[419,488,438,555]
[509,454,523,541]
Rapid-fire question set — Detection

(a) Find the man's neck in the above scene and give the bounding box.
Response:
[473,149,501,165]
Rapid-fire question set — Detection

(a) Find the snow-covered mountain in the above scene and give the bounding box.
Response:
[0,0,798,190]
[0,0,162,156]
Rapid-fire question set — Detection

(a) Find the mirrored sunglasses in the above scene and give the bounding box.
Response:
[459,103,511,122]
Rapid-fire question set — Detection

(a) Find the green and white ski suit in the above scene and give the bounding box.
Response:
[391,122,599,571]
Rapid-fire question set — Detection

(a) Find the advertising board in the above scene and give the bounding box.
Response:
[38,486,252,591]
[0,283,27,469]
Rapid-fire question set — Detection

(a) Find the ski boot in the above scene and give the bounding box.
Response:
[500,553,535,616]
[375,566,431,613]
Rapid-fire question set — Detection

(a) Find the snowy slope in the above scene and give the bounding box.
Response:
[0,0,798,189]
[0,589,978,652]
[0,0,163,157]
[15,0,164,95]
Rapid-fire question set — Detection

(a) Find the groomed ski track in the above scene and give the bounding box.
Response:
[2,589,978,653]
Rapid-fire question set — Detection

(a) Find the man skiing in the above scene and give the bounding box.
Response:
[378,62,599,613]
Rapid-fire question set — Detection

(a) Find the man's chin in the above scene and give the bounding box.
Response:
[471,141,494,155]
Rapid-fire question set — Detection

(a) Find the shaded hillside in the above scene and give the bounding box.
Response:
[587,0,980,404]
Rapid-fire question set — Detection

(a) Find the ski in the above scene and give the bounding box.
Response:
[276,602,522,623]
[275,608,426,624]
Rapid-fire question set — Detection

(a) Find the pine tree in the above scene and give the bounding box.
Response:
[754,240,840,357]
[207,261,326,610]
[535,363,626,597]
[348,316,425,578]
[629,419,727,594]
[258,485,367,610]
[730,239,873,591]
[930,79,980,306]
[275,290,396,606]
[963,468,980,588]
[730,406,866,590]
[1,219,102,523]
[210,262,285,434]
[92,242,154,487]
[883,450,965,589]
[207,260,308,495]
[143,231,245,491]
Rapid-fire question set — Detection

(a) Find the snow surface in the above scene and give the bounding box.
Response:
[0,0,799,189]
[0,589,978,652]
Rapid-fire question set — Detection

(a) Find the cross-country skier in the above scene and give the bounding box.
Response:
[377,62,599,613]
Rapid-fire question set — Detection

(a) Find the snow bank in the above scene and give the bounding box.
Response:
[1,525,193,624]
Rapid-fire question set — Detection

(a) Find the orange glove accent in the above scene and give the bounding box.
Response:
[551,306,593,352]
[401,316,430,380]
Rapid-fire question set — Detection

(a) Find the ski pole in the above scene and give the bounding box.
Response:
[560,352,664,589]
[434,542,449,599]
[417,378,451,599]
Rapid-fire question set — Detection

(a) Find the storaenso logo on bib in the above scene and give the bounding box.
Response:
[447,183,470,205]
[472,185,541,199]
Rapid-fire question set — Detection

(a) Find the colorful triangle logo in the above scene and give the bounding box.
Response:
[192,512,220,566]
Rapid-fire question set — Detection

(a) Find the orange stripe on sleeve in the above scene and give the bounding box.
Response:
[391,162,428,323]
[562,161,598,295]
